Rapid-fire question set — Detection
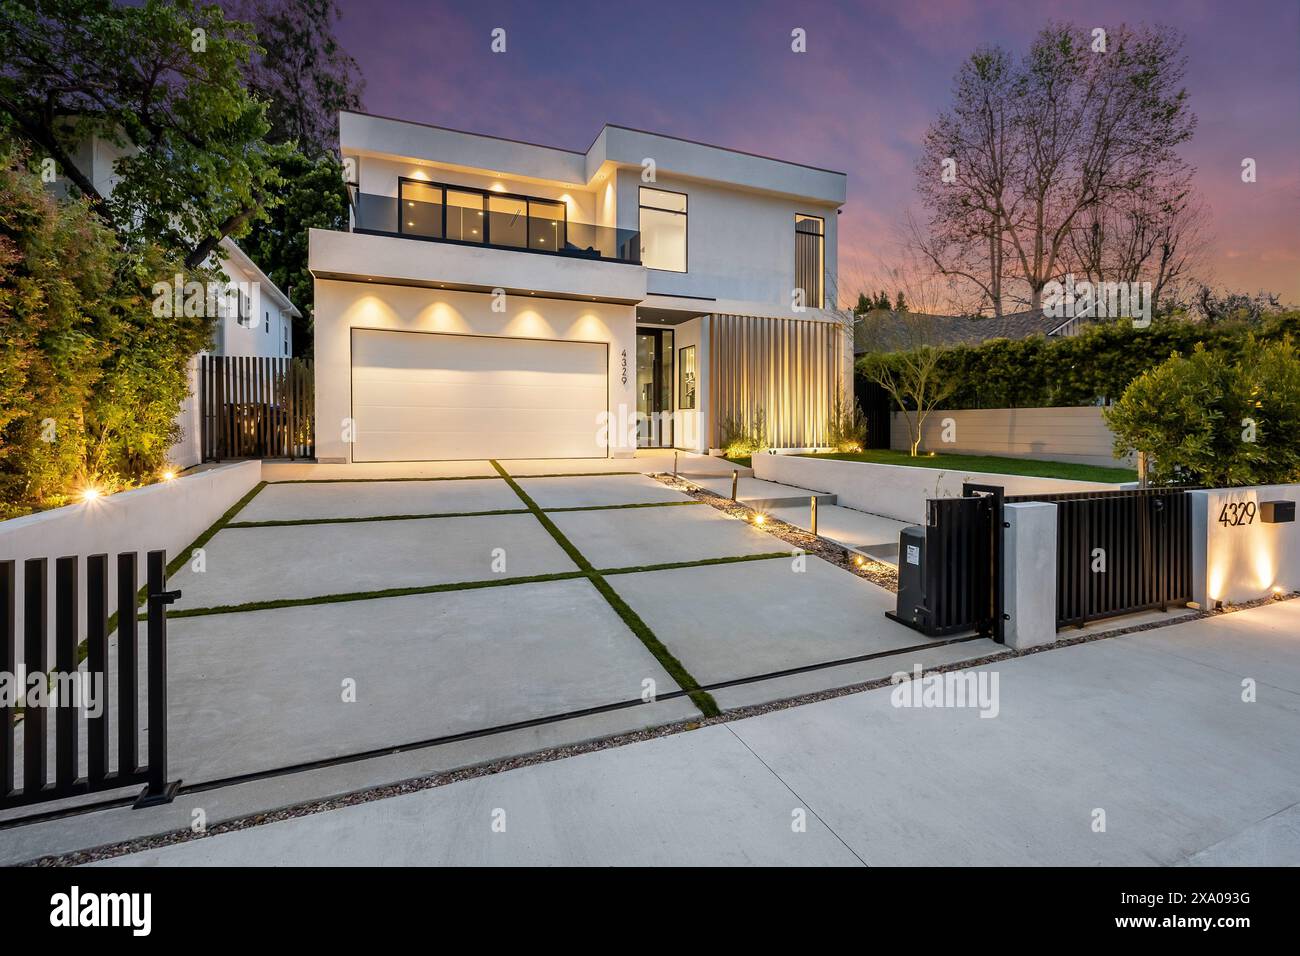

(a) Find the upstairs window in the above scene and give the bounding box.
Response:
[639,187,687,272]
[796,214,824,308]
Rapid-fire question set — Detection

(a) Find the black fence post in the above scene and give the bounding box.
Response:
[54,556,78,790]
[136,550,180,807]
[22,558,47,798]
[1,561,13,800]
[117,552,139,777]
[86,554,110,785]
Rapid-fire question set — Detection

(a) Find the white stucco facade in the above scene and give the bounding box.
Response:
[312,111,850,462]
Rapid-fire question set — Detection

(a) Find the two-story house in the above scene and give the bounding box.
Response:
[308,110,850,463]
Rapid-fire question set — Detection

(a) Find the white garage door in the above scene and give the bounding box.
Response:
[351,329,608,461]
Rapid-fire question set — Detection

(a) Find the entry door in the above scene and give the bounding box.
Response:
[636,328,674,447]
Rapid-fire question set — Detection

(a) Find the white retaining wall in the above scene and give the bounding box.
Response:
[890,406,1132,469]
[752,453,1118,524]
[0,460,262,665]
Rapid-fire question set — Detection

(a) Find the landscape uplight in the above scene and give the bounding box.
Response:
[80,486,103,503]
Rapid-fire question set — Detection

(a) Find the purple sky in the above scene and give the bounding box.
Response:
[336,0,1300,303]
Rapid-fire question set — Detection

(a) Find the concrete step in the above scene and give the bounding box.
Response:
[690,475,835,509]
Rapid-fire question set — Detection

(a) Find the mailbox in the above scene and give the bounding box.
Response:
[1261,500,1296,523]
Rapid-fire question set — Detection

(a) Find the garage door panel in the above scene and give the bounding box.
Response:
[357,380,606,412]
[351,330,608,462]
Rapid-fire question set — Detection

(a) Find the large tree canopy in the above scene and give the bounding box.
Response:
[0,0,289,267]
[914,22,1199,316]
[228,0,364,159]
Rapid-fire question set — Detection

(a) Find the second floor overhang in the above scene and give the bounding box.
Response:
[308,228,648,304]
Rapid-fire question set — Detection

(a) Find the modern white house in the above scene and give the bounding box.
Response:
[308,110,851,463]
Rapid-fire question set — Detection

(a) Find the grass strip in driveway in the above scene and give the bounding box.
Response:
[491,460,720,717]
[600,552,792,576]
[168,570,589,619]
[226,508,529,528]
[543,500,703,513]
[269,475,504,484]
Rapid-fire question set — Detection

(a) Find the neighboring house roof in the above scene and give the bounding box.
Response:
[853,308,1073,353]
[218,237,301,319]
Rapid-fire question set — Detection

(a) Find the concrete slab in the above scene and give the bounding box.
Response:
[0,695,701,865]
[727,603,1300,865]
[767,503,910,551]
[694,475,834,508]
[614,557,941,685]
[163,578,682,784]
[551,503,784,569]
[519,474,692,510]
[261,461,496,480]
[99,726,862,866]
[240,478,519,522]
[170,513,575,609]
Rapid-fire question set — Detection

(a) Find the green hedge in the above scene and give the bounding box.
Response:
[857,313,1300,410]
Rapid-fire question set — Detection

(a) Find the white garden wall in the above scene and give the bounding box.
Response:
[752,453,1118,524]
[890,406,1132,469]
[0,460,262,664]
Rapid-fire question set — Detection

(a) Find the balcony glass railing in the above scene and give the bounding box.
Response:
[351,190,641,265]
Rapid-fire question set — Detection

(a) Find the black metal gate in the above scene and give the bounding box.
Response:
[200,355,315,460]
[1,551,180,815]
[1005,488,1193,628]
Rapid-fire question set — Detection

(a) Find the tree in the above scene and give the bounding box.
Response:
[0,0,289,267]
[893,291,909,312]
[0,144,209,516]
[227,0,364,159]
[854,292,873,315]
[856,298,959,456]
[239,150,349,353]
[1104,337,1300,486]
[915,23,1198,314]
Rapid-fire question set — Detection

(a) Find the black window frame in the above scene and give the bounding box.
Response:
[639,186,688,273]
[396,177,570,254]
[677,344,697,410]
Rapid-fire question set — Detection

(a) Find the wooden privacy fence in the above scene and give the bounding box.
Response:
[200,355,314,460]
[1,551,180,814]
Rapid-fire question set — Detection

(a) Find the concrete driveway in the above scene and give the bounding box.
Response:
[156,463,994,787]
[100,601,1300,866]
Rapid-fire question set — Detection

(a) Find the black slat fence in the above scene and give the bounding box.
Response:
[200,355,314,460]
[0,551,180,813]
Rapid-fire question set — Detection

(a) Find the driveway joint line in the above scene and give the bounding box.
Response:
[722,723,869,867]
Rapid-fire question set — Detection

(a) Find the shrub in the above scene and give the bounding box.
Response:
[720,410,767,457]
[0,147,212,518]
[1104,336,1300,487]
[827,392,869,453]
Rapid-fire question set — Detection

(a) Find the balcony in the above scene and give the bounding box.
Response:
[350,182,640,265]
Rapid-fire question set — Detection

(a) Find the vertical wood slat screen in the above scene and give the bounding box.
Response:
[200,355,315,460]
[707,314,845,450]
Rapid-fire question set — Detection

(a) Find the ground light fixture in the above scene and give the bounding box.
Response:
[79,486,103,503]
[161,469,178,481]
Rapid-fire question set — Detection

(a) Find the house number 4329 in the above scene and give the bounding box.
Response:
[1218,501,1256,527]
[620,349,628,386]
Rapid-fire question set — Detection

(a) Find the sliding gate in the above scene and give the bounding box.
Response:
[915,485,1193,635]
[1005,487,1193,628]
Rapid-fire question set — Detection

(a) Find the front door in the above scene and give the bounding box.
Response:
[636,328,674,447]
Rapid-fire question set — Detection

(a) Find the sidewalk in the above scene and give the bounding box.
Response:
[99,601,1300,866]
